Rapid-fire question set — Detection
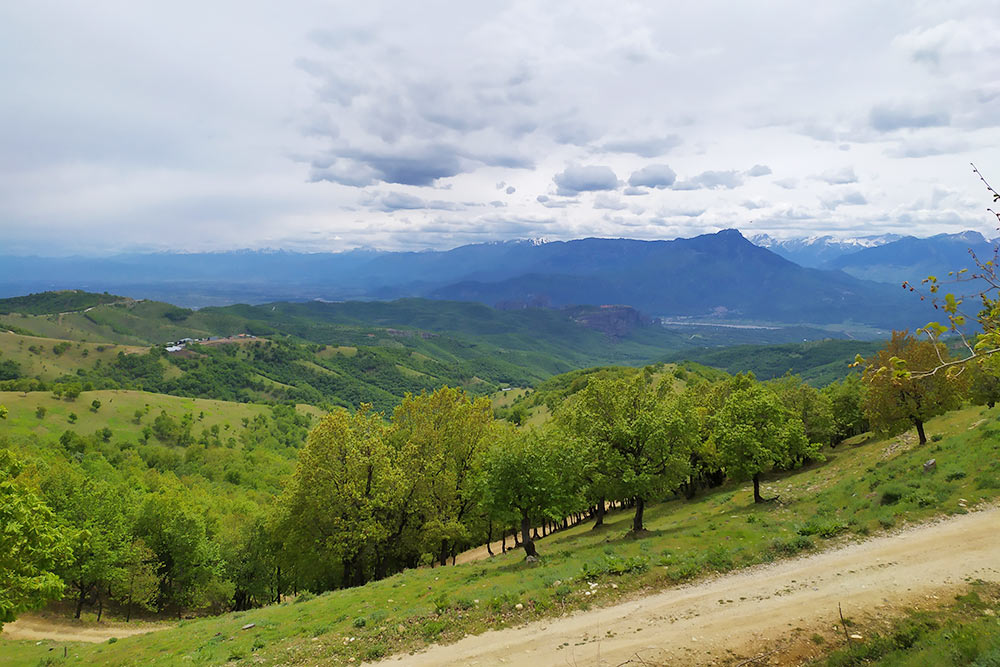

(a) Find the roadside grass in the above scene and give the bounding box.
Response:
[1,403,998,666]
[811,581,1000,666]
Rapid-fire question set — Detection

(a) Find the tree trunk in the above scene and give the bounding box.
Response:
[592,498,605,529]
[438,540,449,567]
[520,513,538,559]
[501,528,506,553]
[486,520,494,556]
[753,473,764,503]
[631,496,645,532]
[75,584,87,619]
[97,596,103,623]
[915,419,927,445]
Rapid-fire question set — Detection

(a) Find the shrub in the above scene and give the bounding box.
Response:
[581,554,649,580]
[352,616,366,628]
[770,535,814,556]
[797,517,847,538]
[880,485,905,505]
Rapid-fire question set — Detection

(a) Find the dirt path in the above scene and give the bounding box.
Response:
[1,615,170,643]
[373,506,1000,666]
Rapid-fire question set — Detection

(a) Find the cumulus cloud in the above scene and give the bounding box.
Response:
[822,190,868,209]
[553,165,619,196]
[628,164,676,189]
[374,192,464,212]
[815,167,858,185]
[599,135,682,157]
[506,185,516,194]
[593,193,628,210]
[672,170,744,190]
[869,105,950,132]
[884,138,971,158]
[623,186,648,196]
[537,194,575,208]
[745,164,772,177]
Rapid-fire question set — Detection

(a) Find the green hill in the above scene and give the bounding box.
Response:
[2,402,996,666]
[0,290,121,316]
[661,339,886,386]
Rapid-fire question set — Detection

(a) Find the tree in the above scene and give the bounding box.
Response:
[821,374,868,444]
[281,405,396,589]
[768,374,834,446]
[90,399,102,413]
[112,539,159,622]
[43,474,132,619]
[134,492,226,616]
[713,380,811,503]
[0,450,70,631]
[862,331,964,444]
[0,405,6,420]
[566,374,697,532]
[967,360,1000,408]
[389,387,494,566]
[476,428,579,559]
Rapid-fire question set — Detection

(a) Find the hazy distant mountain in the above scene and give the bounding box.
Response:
[430,230,928,327]
[0,230,936,328]
[750,233,902,268]
[827,231,998,285]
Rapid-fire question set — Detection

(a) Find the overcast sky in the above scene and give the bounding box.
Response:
[2,1,999,255]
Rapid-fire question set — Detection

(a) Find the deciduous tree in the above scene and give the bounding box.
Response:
[0,450,69,630]
[862,331,964,444]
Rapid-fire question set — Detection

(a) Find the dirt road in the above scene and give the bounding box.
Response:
[1,615,169,643]
[373,507,1000,666]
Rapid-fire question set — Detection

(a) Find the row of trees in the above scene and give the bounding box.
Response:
[278,373,842,582]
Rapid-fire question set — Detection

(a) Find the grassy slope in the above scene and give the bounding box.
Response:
[812,581,1000,666]
[4,403,998,666]
[0,390,279,443]
[0,333,147,382]
[661,339,886,387]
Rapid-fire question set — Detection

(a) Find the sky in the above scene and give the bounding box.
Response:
[1,1,999,255]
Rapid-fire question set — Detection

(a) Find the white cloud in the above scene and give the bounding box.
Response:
[2,1,999,254]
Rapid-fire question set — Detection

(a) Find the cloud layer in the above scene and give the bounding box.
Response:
[1,1,998,255]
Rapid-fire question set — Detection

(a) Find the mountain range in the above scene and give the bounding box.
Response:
[749,233,903,268]
[0,229,971,330]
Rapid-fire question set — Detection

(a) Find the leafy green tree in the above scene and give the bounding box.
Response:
[0,450,70,630]
[713,380,811,503]
[134,492,226,616]
[390,387,494,565]
[90,399,101,413]
[282,405,396,588]
[113,539,160,622]
[0,404,6,420]
[967,361,1000,408]
[862,331,964,444]
[821,374,868,444]
[566,374,697,532]
[476,428,580,558]
[43,474,132,619]
[768,374,834,446]
[35,406,47,420]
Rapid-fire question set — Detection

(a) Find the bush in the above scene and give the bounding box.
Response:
[797,517,847,538]
[580,554,649,580]
[352,617,366,628]
[770,535,814,556]
[880,485,905,505]
[946,470,968,482]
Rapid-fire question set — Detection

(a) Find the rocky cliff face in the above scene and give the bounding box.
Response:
[565,304,651,338]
